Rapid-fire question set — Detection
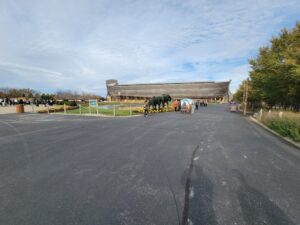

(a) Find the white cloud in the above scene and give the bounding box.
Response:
[0,0,299,95]
[0,61,62,77]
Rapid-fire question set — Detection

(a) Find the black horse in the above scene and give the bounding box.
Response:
[150,94,171,111]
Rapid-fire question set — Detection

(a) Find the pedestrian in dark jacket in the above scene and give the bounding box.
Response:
[144,100,149,117]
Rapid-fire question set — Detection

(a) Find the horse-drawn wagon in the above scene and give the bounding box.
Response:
[181,98,194,114]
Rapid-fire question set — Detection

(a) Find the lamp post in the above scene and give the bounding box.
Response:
[243,78,249,116]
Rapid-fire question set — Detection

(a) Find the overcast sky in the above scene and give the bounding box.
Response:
[0,0,299,96]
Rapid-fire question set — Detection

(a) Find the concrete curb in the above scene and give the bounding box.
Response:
[249,116,300,149]
[48,113,142,118]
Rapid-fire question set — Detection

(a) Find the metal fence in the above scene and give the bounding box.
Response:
[55,103,144,117]
[0,103,175,117]
[254,109,300,122]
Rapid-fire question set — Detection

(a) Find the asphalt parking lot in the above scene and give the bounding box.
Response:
[0,104,300,225]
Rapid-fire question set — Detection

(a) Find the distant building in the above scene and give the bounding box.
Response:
[106,79,231,102]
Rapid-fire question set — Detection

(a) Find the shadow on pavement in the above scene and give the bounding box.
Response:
[233,170,295,225]
[181,145,218,225]
[188,166,218,225]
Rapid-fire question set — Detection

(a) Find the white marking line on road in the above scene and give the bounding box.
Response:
[0,114,40,120]
[193,156,199,161]
[0,125,66,140]
[189,187,195,199]
[0,119,17,123]
[0,120,33,171]
[187,218,194,225]
[11,114,37,118]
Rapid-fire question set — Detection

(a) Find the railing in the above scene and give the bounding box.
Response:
[61,103,144,117]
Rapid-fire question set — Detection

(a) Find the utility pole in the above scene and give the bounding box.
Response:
[243,78,249,116]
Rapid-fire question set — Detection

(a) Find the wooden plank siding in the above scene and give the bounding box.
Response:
[106,80,230,100]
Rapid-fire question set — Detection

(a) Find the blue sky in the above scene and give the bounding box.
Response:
[0,0,299,96]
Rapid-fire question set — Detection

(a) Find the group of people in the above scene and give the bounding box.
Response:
[0,98,55,107]
[173,99,194,113]
[0,98,21,106]
[143,98,209,117]
[172,99,181,111]
[174,99,207,113]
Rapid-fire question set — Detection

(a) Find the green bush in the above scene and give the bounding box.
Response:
[263,118,300,142]
[67,101,77,106]
[37,106,78,113]
[56,101,77,106]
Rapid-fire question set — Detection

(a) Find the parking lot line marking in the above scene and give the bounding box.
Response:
[0,124,67,140]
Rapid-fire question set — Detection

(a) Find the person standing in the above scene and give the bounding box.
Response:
[182,101,187,113]
[144,99,149,117]
[173,99,178,111]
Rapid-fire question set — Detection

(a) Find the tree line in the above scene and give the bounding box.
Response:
[0,88,104,102]
[234,22,300,111]
[0,88,37,99]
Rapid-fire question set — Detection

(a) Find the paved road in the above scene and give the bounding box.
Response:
[0,104,299,225]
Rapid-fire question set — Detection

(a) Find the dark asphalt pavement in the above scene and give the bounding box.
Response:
[0,104,300,225]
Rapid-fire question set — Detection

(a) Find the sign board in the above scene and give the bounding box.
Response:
[89,100,98,107]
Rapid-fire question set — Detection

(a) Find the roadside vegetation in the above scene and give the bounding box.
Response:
[63,102,175,116]
[0,88,105,104]
[37,105,78,113]
[257,110,300,142]
[234,22,300,142]
[39,103,141,116]
[65,104,140,116]
[41,102,176,117]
